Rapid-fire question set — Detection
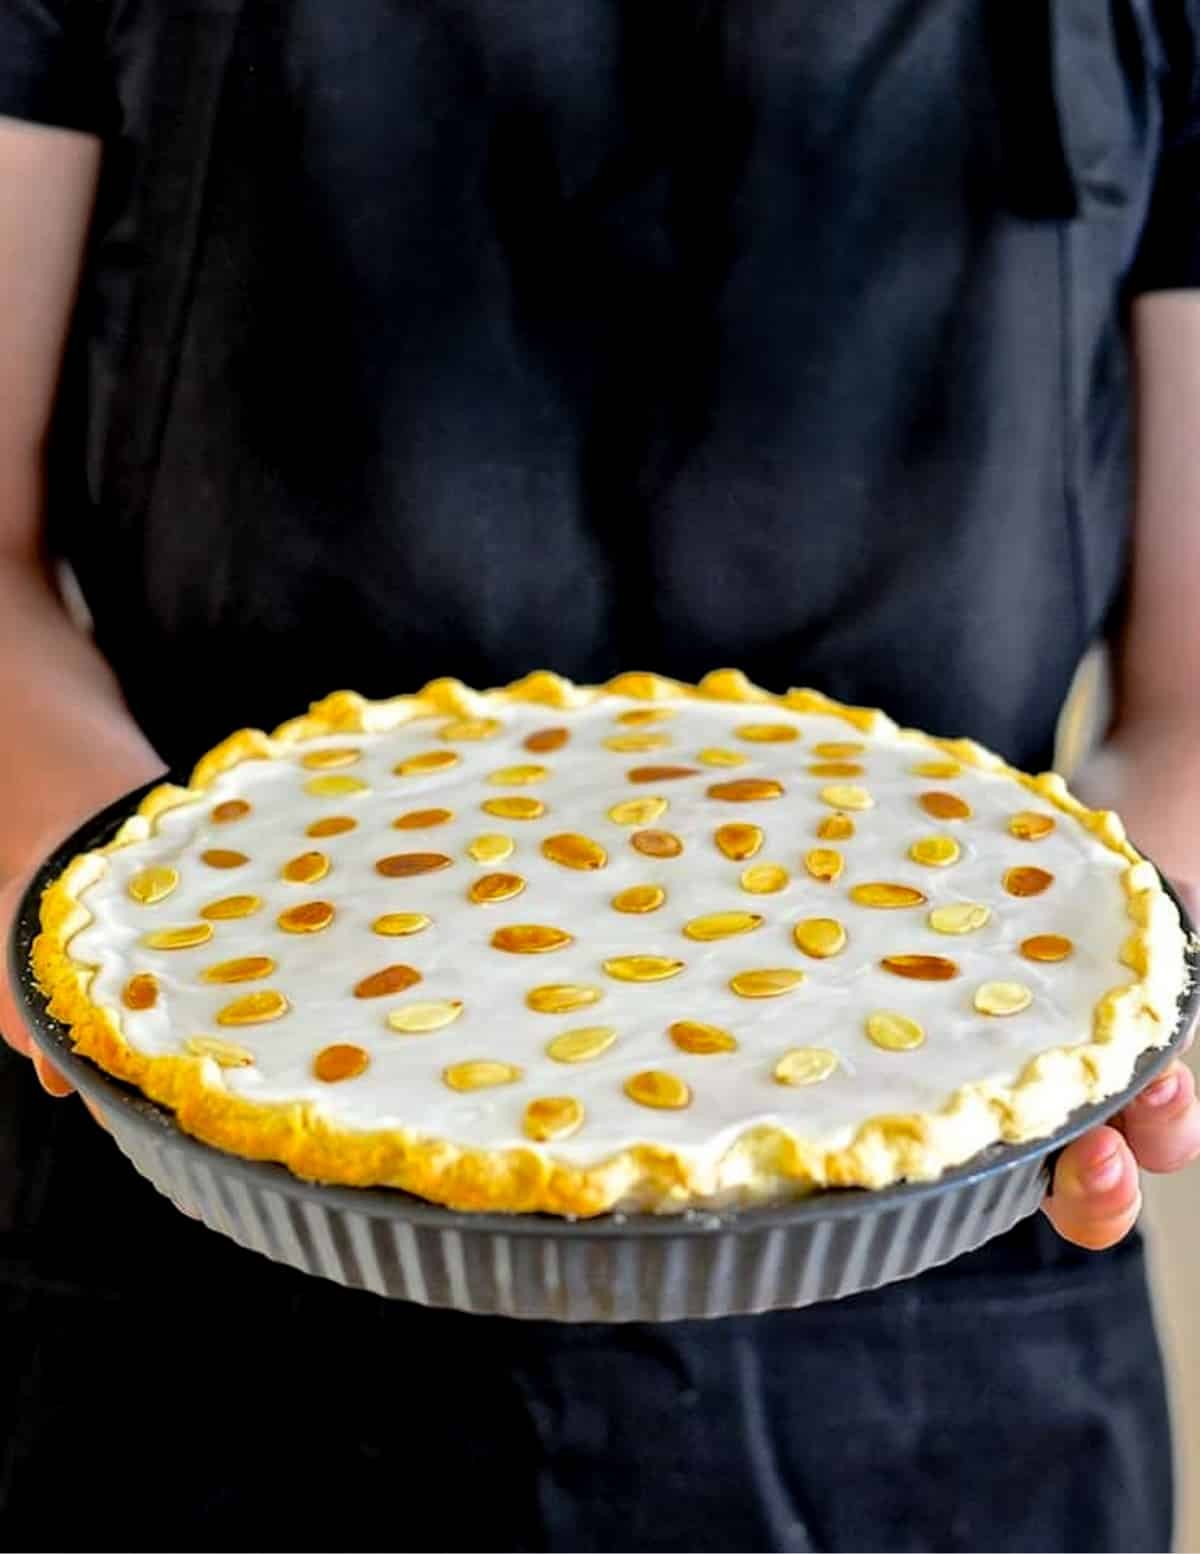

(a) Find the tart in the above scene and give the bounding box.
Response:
[31,670,1187,1216]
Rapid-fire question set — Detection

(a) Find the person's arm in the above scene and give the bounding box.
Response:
[0,119,166,1090]
[1042,291,1200,1248]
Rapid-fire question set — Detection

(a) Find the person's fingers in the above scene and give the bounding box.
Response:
[80,1093,110,1132]
[0,867,80,1093]
[0,1002,32,1057]
[6,994,77,1097]
[1166,879,1197,1060]
[1120,1060,1200,1174]
[30,1045,74,1097]
[0,906,32,1059]
[1042,1125,1141,1250]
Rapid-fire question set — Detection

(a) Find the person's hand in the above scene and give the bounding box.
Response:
[1043,880,1200,1249]
[1,860,116,1132]
[1,783,162,1119]
[2,863,118,1139]
[0,731,165,1106]
[0,855,77,1094]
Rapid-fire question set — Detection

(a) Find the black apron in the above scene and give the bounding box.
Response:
[4,3,1179,1548]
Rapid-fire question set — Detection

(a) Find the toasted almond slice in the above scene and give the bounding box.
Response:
[439,717,502,741]
[481,796,546,820]
[523,1096,585,1141]
[546,1026,617,1063]
[386,1000,464,1033]
[277,900,335,933]
[908,835,961,868]
[604,732,673,752]
[603,954,686,982]
[372,912,432,937]
[774,1047,839,1086]
[616,707,676,725]
[443,1059,521,1091]
[608,796,669,826]
[1003,866,1054,897]
[201,849,248,869]
[974,980,1033,1015]
[714,822,763,861]
[467,833,514,864]
[740,862,790,894]
[1020,933,1073,962]
[542,833,608,870]
[668,1020,738,1054]
[211,799,252,823]
[394,750,460,776]
[697,747,748,767]
[487,763,550,785]
[919,791,972,821]
[201,955,276,984]
[128,866,179,905]
[911,759,962,779]
[526,984,603,1014]
[354,964,422,999]
[928,902,991,935]
[282,850,330,884]
[807,761,864,778]
[216,990,289,1025]
[393,807,454,829]
[375,851,453,877]
[865,1011,925,1051]
[627,765,699,783]
[729,967,805,998]
[122,972,159,1010]
[525,726,569,752]
[1009,811,1056,841]
[186,1035,255,1068]
[736,723,800,743]
[793,918,846,959]
[683,911,763,942]
[307,815,357,838]
[304,775,369,797]
[631,829,683,858]
[707,778,785,802]
[491,923,573,953]
[804,848,844,882]
[818,784,873,811]
[201,894,262,921]
[301,747,360,770]
[612,884,667,914]
[624,1070,691,1109]
[849,882,927,909]
[142,923,213,950]
[881,954,959,981]
[817,813,855,841]
[313,1043,369,1081]
[469,871,527,904]
[812,741,865,759]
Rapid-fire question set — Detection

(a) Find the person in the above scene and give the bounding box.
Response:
[1,3,1199,1549]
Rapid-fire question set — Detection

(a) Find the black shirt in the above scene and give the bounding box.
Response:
[2,1,1198,773]
[0,7,1195,1550]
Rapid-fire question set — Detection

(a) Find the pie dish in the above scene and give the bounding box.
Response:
[30,670,1188,1218]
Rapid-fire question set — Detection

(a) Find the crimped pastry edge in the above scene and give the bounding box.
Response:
[30,668,1188,1216]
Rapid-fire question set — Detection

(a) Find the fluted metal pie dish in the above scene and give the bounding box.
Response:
[12,781,1196,1323]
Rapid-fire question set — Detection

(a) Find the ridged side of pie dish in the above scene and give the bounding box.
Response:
[31,669,1188,1216]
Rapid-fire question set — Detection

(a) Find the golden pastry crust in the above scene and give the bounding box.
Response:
[31,669,1187,1215]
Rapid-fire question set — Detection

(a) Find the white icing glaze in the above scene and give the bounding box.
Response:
[67,700,1137,1169]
